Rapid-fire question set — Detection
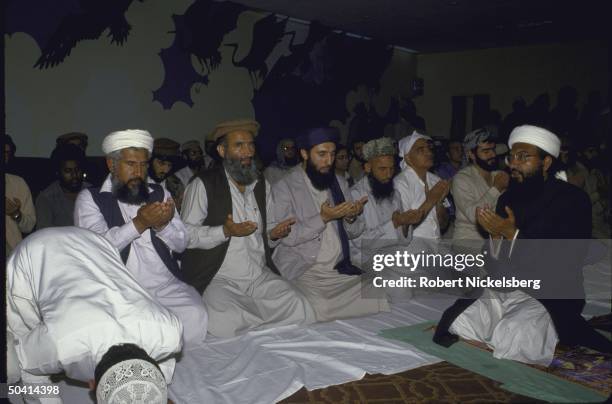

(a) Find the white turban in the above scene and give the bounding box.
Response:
[96,359,167,404]
[398,130,431,170]
[508,125,560,158]
[508,125,568,182]
[102,129,154,155]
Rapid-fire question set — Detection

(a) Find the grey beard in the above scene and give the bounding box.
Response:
[223,158,259,185]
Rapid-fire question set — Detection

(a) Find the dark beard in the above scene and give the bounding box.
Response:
[187,159,203,170]
[475,154,497,172]
[148,166,165,183]
[223,157,259,186]
[368,174,394,201]
[112,177,149,205]
[305,159,334,190]
[507,165,545,206]
[283,155,298,167]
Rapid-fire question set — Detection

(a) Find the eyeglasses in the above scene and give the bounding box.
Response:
[505,152,536,164]
[281,146,295,151]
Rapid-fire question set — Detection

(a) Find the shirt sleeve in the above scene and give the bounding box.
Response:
[74,188,140,251]
[180,178,228,249]
[355,186,401,241]
[452,172,500,225]
[272,178,326,247]
[16,177,36,233]
[265,180,282,248]
[155,189,189,253]
[394,175,414,210]
[488,229,520,259]
[342,182,364,238]
[7,250,61,376]
[34,193,54,230]
[14,323,62,376]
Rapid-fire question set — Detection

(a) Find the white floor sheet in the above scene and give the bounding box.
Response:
[14,246,610,404]
[44,295,453,404]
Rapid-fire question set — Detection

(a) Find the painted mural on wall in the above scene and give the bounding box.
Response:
[6,0,397,160]
[153,0,246,108]
[6,0,144,69]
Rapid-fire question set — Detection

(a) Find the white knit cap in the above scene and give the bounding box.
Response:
[96,359,167,404]
[102,129,154,155]
[508,125,561,158]
[398,130,431,170]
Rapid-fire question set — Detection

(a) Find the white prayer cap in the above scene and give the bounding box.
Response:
[398,130,431,170]
[508,125,561,158]
[97,359,167,404]
[102,129,154,155]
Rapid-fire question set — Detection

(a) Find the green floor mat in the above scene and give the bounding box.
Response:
[380,322,608,403]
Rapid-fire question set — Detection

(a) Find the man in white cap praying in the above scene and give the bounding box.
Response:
[180,119,315,337]
[7,227,182,404]
[434,125,611,364]
[394,131,451,241]
[74,129,208,347]
[272,127,389,321]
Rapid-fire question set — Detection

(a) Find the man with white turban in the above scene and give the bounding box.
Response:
[75,129,208,347]
[349,137,423,265]
[394,131,451,241]
[7,227,182,404]
[434,125,611,364]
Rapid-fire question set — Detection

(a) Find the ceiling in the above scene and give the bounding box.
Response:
[232,0,609,52]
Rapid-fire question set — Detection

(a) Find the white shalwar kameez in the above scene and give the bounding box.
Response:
[7,228,183,403]
[181,173,315,337]
[349,176,410,265]
[449,289,559,365]
[74,175,208,346]
[349,176,417,302]
[394,166,443,240]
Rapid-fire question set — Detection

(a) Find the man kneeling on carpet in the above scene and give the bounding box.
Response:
[433,125,612,365]
[6,227,182,404]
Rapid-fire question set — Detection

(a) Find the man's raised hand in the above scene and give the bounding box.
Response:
[270,217,296,240]
[426,180,450,205]
[134,202,164,233]
[320,201,353,223]
[223,214,258,237]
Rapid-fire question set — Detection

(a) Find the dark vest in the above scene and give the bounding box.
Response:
[88,184,182,280]
[181,166,279,294]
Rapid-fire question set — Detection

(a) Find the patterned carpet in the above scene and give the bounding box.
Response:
[279,362,542,403]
